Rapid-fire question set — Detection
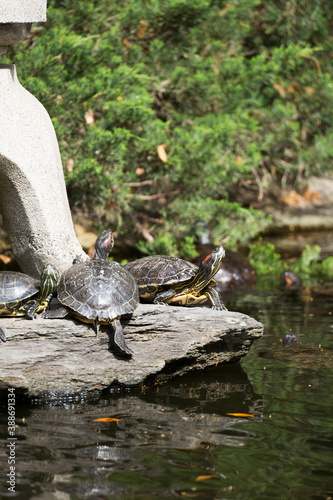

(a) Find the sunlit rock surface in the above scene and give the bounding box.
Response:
[0,304,263,396]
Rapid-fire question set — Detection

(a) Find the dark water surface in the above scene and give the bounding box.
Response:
[0,290,332,499]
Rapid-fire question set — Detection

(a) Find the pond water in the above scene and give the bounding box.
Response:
[0,289,332,499]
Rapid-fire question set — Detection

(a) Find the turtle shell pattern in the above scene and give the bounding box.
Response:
[124,256,199,289]
[0,271,39,313]
[58,260,139,322]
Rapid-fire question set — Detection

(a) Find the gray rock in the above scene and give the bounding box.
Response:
[0,304,263,396]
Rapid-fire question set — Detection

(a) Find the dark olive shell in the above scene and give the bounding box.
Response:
[124,256,198,287]
[58,260,139,321]
[0,271,39,311]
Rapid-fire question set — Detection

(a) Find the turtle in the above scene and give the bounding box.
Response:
[281,331,299,348]
[0,264,60,342]
[123,246,227,310]
[281,270,302,291]
[44,230,139,356]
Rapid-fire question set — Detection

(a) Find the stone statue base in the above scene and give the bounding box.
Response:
[0,64,86,277]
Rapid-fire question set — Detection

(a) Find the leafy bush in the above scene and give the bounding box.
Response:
[3,0,333,256]
[249,241,333,289]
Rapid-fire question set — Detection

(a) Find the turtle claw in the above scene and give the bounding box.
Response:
[212,304,228,311]
[0,327,6,342]
[112,319,133,357]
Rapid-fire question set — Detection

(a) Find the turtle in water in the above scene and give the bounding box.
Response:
[44,230,139,356]
[123,246,227,310]
[281,270,302,291]
[0,264,60,342]
[281,331,299,348]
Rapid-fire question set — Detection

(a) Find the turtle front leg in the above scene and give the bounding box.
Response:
[19,299,42,319]
[204,282,227,310]
[111,318,133,356]
[21,293,55,319]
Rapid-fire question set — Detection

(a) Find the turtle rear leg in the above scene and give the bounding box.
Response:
[153,288,177,305]
[94,320,100,338]
[111,318,133,356]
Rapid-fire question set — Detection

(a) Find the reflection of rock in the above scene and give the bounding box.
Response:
[5,365,262,497]
[0,304,263,396]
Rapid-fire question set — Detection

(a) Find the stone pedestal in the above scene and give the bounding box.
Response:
[0,64,86,276]
[0,0,46,53]
[0,1,87,276]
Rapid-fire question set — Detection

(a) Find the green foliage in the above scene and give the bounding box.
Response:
[248,240,285,286]
[3,0,333,256]
[136,234,198,260]
[321,257,333,281]
[249,241,333,289]
[290,244,322,279]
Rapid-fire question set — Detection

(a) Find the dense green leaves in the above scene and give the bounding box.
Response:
[249,241,333,289]
[3,0,333,256]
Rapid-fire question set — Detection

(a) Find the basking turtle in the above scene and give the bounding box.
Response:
[45,230,139,356]
[124,246,227,310]
[193,246,256,291]
[0,264,60,342]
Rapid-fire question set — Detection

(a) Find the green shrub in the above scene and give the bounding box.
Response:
[249,241,333,289]
[3,0,333,256]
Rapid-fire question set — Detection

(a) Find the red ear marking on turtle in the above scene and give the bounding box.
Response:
[201,253,212,264]
[284,275,292,288]
[106,234,113,248]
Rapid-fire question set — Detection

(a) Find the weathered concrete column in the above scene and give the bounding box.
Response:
[0,1,86,277]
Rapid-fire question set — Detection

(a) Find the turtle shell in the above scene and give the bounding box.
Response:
[0,271,39,313]
[58,260,139,322]
[124,256,198,287]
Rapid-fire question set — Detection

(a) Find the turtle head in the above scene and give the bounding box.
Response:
[94,229,114,260]
[198,246,225,282]
[40,264,60,299]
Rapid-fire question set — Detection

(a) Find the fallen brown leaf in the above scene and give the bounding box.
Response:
[157,144,168,163]
[93,417,121,422]
[273,83,286,98]
[226,413,255,417]
[195,475,217,481]
[84,109,95,126]
[0,255,11,265]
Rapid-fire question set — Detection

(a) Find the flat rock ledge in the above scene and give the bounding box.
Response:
[0,304,263,397]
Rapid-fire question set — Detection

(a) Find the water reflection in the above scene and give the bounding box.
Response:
[0,362,261,499]
[0,291,332,499]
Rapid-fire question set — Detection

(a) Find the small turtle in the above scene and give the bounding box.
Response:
[45,230,139,356]
[281,331,299,348]
[124,246,227,310]
[281,270,302,291]
[0,264,60,342]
